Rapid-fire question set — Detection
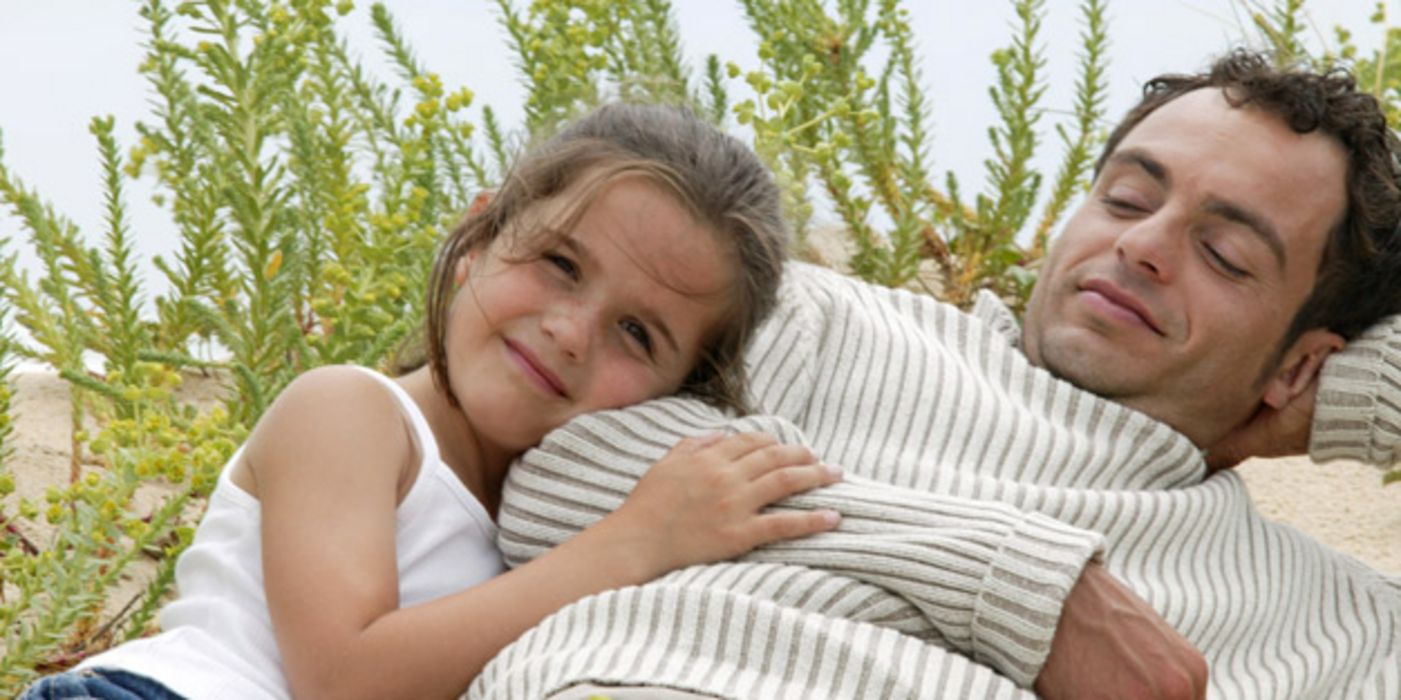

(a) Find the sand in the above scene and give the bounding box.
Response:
[1236,455,1399,574]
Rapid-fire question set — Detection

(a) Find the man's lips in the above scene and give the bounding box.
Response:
[504,339,568,398]
[1078,279,1164,335]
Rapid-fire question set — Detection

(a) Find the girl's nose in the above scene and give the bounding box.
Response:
[541,304,591,361]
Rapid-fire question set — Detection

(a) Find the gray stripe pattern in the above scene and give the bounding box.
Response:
[469,263,1401,699]
[1313,313,1401,465]
[472,584,1034,699]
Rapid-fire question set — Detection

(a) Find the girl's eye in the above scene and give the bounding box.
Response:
[1204,243,1249,279]
[544,252,578,279]
[620,319,653,356]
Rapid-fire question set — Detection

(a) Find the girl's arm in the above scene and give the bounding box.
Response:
[244,366,839,700]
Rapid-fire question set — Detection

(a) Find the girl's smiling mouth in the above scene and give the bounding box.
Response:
[504,338,569,398]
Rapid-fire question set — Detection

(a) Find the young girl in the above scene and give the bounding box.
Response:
[23,104,842,700]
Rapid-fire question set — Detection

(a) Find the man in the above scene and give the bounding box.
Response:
[469,51,1401,699]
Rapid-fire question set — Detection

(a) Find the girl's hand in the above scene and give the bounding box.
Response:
[603,431,842,579]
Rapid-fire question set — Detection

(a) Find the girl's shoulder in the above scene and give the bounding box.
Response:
[267,364,409,429]
[239,365,418,498]
[278,363,401,406]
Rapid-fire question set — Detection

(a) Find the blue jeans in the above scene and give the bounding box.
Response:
[18,668,184,700]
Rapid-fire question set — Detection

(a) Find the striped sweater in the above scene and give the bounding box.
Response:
[1314,312,1401,465]
[468,263,1401,699]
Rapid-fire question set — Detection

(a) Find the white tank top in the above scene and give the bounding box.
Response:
[78,367,504,699]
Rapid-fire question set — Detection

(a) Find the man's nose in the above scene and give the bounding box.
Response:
[1115,216,1178,282]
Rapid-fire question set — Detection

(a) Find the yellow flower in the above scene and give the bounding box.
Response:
[264,250,284,280]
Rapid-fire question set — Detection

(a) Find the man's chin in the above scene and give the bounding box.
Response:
[1036,342,1139,399]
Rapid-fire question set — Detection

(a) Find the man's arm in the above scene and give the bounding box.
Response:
[1035,562,1208,700]
[500,400,1110,687]
[1206,314,1401,468]
[1311,314,1401,465]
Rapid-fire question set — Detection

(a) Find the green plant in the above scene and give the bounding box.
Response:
[493,0,726,135]
[0,242,16,521]
[0,0,487,687]
[728,0,1109,306]
[0,363,242,681]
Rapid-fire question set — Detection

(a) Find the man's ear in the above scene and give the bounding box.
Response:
[1261,328,1344,410]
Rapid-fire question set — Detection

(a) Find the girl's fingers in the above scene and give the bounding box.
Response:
[747,461,840,508]
[747,509,841,547]
[701,431,778,461]
[735,442,819,480]
[672,432,727,453]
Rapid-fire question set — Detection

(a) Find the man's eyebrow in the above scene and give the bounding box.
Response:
[1204,198,1287,272]
[1106,148,1170,186]
[561,236,680,356]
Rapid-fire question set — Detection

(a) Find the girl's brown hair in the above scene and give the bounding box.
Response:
[401,103,789,413]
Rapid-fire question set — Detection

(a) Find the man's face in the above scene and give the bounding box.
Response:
[1021,88,1348,447]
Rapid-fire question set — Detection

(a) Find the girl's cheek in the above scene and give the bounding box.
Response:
[590,367,662,409]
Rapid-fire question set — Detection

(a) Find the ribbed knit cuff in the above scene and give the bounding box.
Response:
[969,511,1105,688]
[1312,315,1401,466]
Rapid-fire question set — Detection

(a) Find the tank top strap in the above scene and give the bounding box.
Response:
[344,365,443,471]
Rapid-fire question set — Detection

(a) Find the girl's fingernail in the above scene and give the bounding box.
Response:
[822,510,842,526]
[825,463,843,479]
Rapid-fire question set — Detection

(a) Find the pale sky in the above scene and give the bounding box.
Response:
[0,1,1382,289]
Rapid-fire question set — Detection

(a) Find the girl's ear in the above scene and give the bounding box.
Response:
[1261,328,1344,409]
[454,248,481,287]
[454,255,469,286]
[468,189,495,216]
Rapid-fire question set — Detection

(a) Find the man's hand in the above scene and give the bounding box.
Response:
[1035,561,1208,700]
[1205,378,1318,470]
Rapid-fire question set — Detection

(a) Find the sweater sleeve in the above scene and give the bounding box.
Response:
[1311,314,1401,466]
[766,477,1104,686]
[747,264,1107,685]
[497,400,1104,689]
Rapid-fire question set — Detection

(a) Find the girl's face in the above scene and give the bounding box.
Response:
[444,176,735,454]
